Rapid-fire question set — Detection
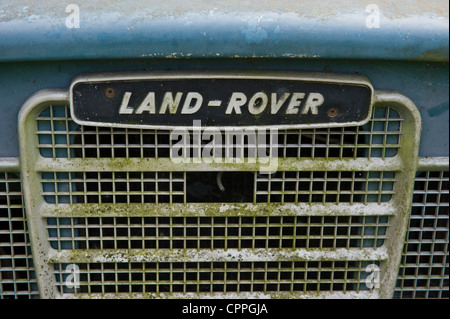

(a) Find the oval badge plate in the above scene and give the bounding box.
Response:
[70,71,373,129]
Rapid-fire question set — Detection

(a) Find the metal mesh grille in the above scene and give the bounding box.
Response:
[36,105,402,160]
[41,172,186,205]
[394,170,449,299]
[46,216,389,250]
[255,171,395,204]
[53,260,379,296]
[41,171,396,205]
[0,172,39,299]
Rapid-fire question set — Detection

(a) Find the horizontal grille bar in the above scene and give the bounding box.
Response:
[39,202,397,218]
[65,291,380,299]
[34,157,403,172]
[48,248,388,264]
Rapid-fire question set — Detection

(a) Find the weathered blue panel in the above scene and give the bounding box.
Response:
[0,1,448,62]
[0,59,447,157]
[0,1,448,157]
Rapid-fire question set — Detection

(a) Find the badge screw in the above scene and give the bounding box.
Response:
[328,108,339,118]
[104,87,116,99]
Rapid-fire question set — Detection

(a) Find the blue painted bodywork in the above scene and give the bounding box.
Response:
[0,1,448,157]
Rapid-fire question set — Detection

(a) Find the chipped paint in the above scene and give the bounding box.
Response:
[240,16,268,44]
[427,101,449,118]
[418,46,450,62]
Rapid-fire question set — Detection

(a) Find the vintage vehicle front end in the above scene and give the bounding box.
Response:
[0,1,448,299]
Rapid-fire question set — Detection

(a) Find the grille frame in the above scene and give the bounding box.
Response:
[18,88,422,299]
